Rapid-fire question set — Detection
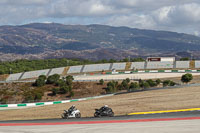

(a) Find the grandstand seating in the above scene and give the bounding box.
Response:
[111,63,126,70]
[195,61,200,68]
[48,67,65,76]
[67,65,83,74]
[21,69,50,80]
[146,61,174,69]
[131,62,145,69]
[175,61,190,68]
[83,64,111,72]
[6,73,23,81]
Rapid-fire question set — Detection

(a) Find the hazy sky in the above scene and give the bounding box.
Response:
[1,0,200,36]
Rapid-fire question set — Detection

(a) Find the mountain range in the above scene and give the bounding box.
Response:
[0,23,200,61]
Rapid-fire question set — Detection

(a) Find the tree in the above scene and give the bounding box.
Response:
[163,80,171,87]
[146,79,157,87]
[129,82,139,91]
[181,73,193,83]
[131,58,145,62]
[143,82,150,89]
[46,74,60,84]
[180,57,190,61]
[99,79,104,85]
[106,81,118,93]
[52,88,59,96]
[121,80,129,90]
[38,75,47,81]
[125,78,130,84]
[34,78,46,87]
[155,79,161,85]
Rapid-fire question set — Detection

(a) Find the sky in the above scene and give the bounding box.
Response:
[0,0,200,36]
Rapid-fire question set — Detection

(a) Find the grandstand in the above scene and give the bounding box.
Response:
[2,60,200,81]
[111,63,126,70]
[67,65,83,74]
[20,69,50,80]
[83,64,111,72]
[175,61,190,69]
[195,61,200,68]
[48,67,65,76]
[131,62,145,69]
[146,61,174,69]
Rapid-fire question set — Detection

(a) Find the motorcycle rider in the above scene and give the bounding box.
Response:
[68,105,76,114]
[100,105,109,112]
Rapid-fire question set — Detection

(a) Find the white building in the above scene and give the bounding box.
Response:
[147,57,175,62]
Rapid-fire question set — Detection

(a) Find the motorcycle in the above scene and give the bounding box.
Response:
[94,107,114,117]
[61,109,81,119]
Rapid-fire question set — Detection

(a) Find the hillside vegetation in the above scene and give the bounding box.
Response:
[0,57,144,75]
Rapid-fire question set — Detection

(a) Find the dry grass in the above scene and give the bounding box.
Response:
[1,85,200,121]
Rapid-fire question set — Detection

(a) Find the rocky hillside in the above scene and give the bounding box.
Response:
[1,23,200,61]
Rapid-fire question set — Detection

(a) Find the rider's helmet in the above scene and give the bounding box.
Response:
[72,105,75,108]
[104,105,108,108]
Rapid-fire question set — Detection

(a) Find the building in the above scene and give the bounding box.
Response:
[147,57,175,62]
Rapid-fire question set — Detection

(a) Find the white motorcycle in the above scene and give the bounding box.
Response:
[61,109,81,119]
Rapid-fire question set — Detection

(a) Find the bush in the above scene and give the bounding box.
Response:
[38,75,47,81]
[163,80,176,87]
[60,86,69,94]
[106,81,118,93]
[70,91,74,97]
[143,82,150,89]
[181,73,193,83]
[146,79,157,87]
[125,78,130,84]
[99,79,104,85]
[34,78,46,87]
[56,79,66,87]
[121,80,129,90]
[129,82,139,91]
[52,88,59,96]
[163,80,171,87]
[46,74,60,84]
[34,93,42,101]
[169,81,176,86]
[155,79,161,85]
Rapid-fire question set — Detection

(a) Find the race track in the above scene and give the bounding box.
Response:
[1,111,200,133]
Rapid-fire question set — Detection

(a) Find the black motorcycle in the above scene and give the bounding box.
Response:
[94,107,114,117]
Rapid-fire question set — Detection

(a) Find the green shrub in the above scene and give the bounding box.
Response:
[46,74,60,84]
[169,81,176,86]
[129,82,139,91]
[99,79,104,85]
[163,80,171,87]
[60,86,69,94]
[34,93,42,101]
[143,82,150,89]
[181,73,193,83]
[146,79,157,87]
[155,79,161,85]
[70,91,74,97]
[52,88,59,96]
[38,75,47,81]
[34,78,46,87]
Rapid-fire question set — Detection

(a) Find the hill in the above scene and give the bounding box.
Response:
[0,23,200,61]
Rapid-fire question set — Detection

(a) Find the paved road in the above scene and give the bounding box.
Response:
[1,111,200,123]
[0,111,200,133]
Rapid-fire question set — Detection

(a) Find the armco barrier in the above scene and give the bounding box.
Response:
[0,94,114,108]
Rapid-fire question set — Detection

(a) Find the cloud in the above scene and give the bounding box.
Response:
[0,0,200,35]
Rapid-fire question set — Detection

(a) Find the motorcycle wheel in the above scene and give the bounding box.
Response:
[75,113,81,118]
[109,112,114,117]
[94,112,100,117]
[61,114,68,119]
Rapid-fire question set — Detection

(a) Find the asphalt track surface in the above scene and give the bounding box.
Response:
[1,111,200,133]
[1,110,200,124]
